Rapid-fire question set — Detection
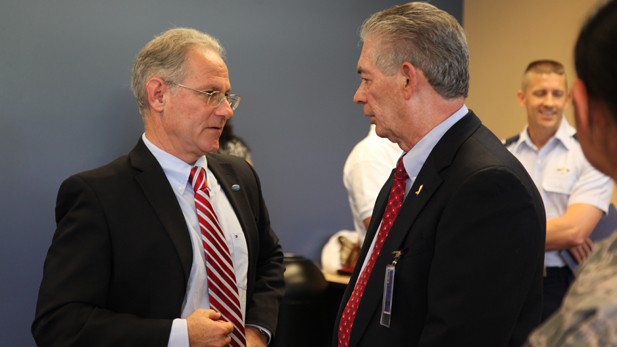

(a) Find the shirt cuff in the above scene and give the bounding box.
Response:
[246,324,272,345]
[167,318,190,347]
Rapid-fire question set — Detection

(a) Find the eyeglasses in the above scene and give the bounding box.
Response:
[166,81,241,110]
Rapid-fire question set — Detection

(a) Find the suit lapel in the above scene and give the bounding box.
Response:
[348,161,444,347]
[348,112,482,346]
[129,138,193,282]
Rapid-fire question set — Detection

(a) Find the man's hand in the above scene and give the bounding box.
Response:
[245,326,267,347]
[568,237,594,264]
[187,309,233,347]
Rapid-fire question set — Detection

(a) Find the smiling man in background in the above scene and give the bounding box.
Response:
[526,1,617,344]
[504,60,613,322]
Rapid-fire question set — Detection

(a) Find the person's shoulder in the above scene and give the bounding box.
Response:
[449,125,533,183]
[68,153,133,183]
[57,153,138,202]
[461,125,521,165]
[351,134,401,162]
[502,134,521,148]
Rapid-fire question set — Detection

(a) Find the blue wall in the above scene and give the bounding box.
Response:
[0,1,462,345]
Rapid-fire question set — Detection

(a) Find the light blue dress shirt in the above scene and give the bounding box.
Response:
[142,135,264,346]
[358,105,469,277]
[506,117,613,267]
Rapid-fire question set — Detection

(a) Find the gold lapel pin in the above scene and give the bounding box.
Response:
[415,184,423,195]
[557,167,570,173]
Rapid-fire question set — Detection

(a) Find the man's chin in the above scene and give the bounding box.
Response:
[374,127,391,141]
[202,141,220,155]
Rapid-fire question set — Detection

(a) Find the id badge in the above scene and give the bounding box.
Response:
[380,263,396,327]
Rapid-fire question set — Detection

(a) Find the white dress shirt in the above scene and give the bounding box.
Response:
[343,124,403,241]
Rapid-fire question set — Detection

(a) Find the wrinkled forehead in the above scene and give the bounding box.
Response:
[184,47,231,91]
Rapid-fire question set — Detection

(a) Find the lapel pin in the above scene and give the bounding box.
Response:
[415,184,423,195]
[557,167,570,173]
[231,184,241,191]
[392,250,404,265]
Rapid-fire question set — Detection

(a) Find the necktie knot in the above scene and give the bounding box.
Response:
[190,166,207,192]
[394,157,409,181]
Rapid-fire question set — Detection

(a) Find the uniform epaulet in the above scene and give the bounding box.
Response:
[502,134,520,147]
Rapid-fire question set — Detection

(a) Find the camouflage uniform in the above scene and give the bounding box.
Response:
[526,231,617,346]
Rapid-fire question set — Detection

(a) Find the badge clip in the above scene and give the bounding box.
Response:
[381,250,404,327]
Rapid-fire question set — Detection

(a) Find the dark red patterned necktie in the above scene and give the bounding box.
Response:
[190,167,246,347]
[338,157,408,347]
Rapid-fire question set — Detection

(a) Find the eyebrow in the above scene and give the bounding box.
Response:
[199,85,231,94]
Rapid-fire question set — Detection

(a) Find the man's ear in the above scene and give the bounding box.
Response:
[516,90,526,108]
[573,79,591,133]
[145,77,168,113]
[401,62,417,99]
[564,90,572,111]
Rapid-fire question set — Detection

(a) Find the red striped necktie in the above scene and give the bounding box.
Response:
[190,166,246,347]
[338,156,408,347]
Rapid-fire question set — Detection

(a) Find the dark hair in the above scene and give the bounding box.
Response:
[218,120,251,154]
[575,0,617,120]
[219,121,235,144]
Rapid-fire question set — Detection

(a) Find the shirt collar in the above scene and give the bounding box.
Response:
[402,104,468,181]
[142,133,209,195]
[367,124,378,138]
[518,115,575,152]
[553,116,576,151]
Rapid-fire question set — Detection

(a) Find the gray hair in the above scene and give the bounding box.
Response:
[360,2,469,99]
[131,28,225,115]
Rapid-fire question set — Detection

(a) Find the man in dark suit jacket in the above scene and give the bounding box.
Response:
[32,28,285,347]
[335,3,546,347]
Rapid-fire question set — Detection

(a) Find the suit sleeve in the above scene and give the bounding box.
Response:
[243,164,286,335]
[418,167,545,347]
[32,175,172,347]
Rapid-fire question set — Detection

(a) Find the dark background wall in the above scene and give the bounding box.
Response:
[0,1,462,345]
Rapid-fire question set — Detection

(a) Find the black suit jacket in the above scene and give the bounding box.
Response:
[334,112,546,347]
[32,138,285,347]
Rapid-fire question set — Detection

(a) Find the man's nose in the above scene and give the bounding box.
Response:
[215,99,234,119]
[353,86,366,104]
[544,94,555,107]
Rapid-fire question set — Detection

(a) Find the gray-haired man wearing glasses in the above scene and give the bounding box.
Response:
[32,28,285,347]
